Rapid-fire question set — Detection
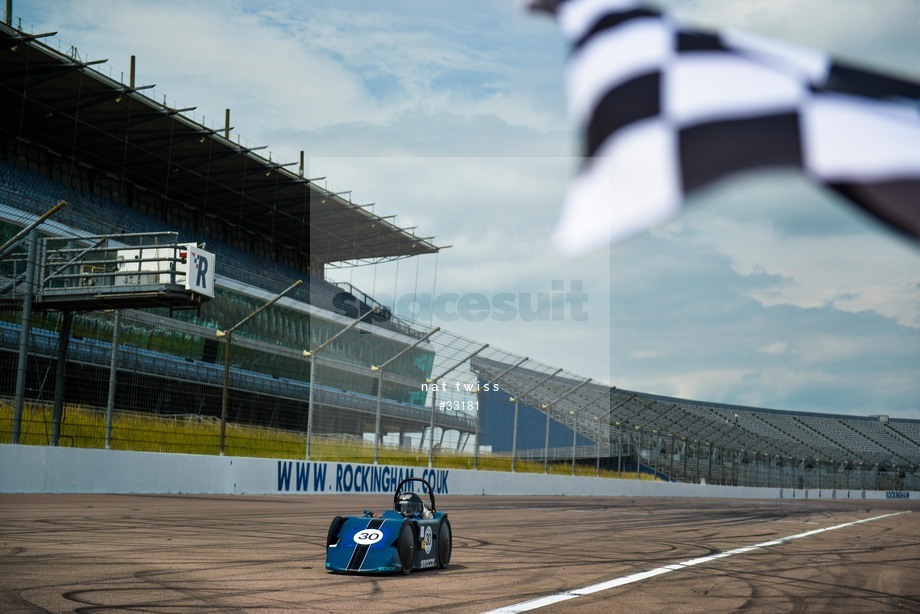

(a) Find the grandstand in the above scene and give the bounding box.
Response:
[472,356,918,490]
[0,14,474,447]
[0,11,916,490]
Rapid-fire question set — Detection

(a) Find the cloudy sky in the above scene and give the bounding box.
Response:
[20,0,920,419]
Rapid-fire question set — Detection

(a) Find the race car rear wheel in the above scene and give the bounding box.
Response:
[437,518,452,568]
[397,521,415,575]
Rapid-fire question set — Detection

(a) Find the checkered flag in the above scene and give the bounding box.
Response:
[533,0,920,256]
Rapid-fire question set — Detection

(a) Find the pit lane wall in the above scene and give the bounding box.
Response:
[0,445,909,501]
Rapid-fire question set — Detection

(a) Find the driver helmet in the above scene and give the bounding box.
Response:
[396,493,426,517]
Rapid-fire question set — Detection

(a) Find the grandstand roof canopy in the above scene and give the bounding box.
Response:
[0,22,439,264]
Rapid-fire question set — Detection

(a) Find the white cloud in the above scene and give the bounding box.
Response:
[669,174,920,328]
[758,341,788,356]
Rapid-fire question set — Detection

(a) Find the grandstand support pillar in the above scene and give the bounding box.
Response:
[219,330,233,456]
[430,387,439,461]
[105,310,121,450]
[218,279,302,456]
[511,398,521,472]
[670,433,676,481]
[50,310,73,447]
[481,356,529,472]
[305,306,380,461]
[418,425,428,452]
[371,327,440,465]
[816,457,822,494]
[708,442,714,484]
[681,436,688,483]
[473,410,483,469]
[753,452,759,487]
[373,368,384,460]
[573,387,620,477]
[634,427,642,480]
[570,409,579,476]
[595,418,603,477]
[541,376,590,474]
[12,230,38,444]
[425,342,489,468]
[695,441,701,484]
[597,393,635,478]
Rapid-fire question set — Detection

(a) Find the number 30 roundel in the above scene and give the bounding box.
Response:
[353,529,383,545]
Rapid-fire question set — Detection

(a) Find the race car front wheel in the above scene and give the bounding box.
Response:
[438,518,452,568]
[397,521,415,575]
[326,516,344,547]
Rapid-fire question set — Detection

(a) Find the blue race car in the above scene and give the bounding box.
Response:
[325,477,452,574]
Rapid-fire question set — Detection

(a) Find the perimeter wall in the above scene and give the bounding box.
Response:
[0,444,910,501]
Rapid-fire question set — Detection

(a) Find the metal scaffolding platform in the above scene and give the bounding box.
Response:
[1,231,214,312]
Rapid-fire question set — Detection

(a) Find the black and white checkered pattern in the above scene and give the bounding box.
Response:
[541,0,920,256]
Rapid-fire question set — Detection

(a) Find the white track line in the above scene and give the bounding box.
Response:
[483,511,909,614]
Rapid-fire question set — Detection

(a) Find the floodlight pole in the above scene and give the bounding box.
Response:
[216,279,302,456]
[104,310,121,449]
[303,306,380,460]
[540,377,590,474]
[480,356,529,471]
[11,230,38,444]
[635,426,643,480]
[371,327,440,464]
[0,199,66,260]
[591,392,634,476]
[50,310,73,447]
[559,385,614,476]
[425,343,489,468]
[571,410,579,476]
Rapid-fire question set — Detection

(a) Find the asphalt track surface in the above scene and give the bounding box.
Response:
[1,494,918,613]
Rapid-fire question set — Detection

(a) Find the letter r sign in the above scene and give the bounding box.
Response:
[185,244,216,298]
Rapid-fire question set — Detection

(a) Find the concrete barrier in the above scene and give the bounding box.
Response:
[0,444,905,500]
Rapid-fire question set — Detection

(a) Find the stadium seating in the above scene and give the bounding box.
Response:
[470,355,917,483]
